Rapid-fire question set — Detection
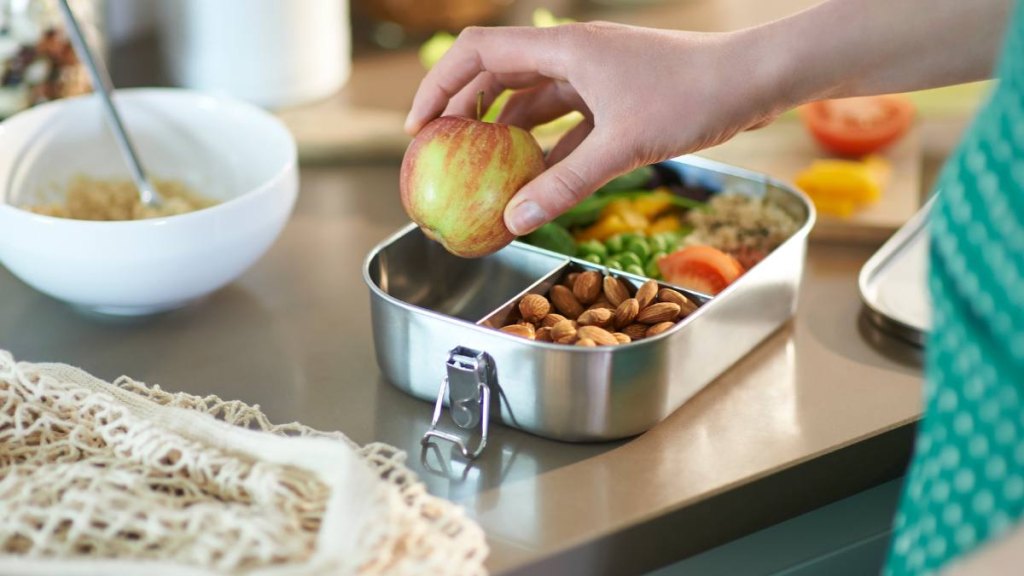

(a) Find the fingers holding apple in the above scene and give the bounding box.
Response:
[404,26,562,136]
[497,79,589,131]
[503,127,632,236]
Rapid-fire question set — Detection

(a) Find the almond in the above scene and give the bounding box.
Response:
[500,323,535,339]
[518,294,551,323]
[603,276,631,307]
[613,298,640,330]
[577,325,618,346]
[586,296,614,311]
[520,293,552,319]
[657,288,698,316]
[636,280,659,309]
[572,270,603,304]
[550,285,584,319]
[541,313,568,328]
[577,308,613,328]
[637,302,681,325]
[622,323,648,341]
[612,332,632,344]
[646,322,676,337]
[563,272,581,288]
[576,338,597,347]
[536,326,553,342]
[551,320,577,344]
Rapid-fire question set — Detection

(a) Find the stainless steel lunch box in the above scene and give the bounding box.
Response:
[363,156,815,457]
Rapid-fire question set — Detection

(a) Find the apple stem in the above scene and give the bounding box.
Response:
[476,90,484,121]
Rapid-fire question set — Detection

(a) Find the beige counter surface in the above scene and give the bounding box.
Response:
[0,162,924,574]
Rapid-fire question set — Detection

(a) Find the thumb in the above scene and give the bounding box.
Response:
[504,131,624,236]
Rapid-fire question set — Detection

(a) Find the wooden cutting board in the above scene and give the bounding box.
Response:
[698,119,923,243]
[277,105,411,163]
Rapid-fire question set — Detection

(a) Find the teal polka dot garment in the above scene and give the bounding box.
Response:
[884,3,1024,574]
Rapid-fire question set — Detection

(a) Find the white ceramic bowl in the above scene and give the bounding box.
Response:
[0,88,298,316]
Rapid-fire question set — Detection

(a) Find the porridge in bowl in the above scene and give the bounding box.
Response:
[27,175,218,220]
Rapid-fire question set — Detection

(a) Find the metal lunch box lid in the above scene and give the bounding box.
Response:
[858,195,936,346]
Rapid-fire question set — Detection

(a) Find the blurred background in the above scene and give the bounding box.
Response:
[0,0,984,227]
[0,0,699,115]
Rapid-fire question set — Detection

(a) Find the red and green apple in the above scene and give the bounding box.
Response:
[400,110,545,258]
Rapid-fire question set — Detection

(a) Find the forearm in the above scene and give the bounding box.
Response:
[404,0,1015,233]
[751,0,1013,110]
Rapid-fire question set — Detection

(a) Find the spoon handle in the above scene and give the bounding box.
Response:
[57,0,161,207]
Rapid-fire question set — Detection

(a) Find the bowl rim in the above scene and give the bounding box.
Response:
[0,87,298,228]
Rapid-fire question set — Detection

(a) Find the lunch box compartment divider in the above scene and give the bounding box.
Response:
[365,226,569,322]
[475,257,710,333]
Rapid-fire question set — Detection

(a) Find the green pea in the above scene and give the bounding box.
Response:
[625,237,651,261]
[660,229,693,251]
[652,231,674,246]
[604,235,624,254]
[605,258,623,271]
[522,222,576,256]
[649,234,668,254]
[618,252,643,269]
[626,264,646,277]
[583,253,603,265]
[577,239,608,259]
[619,233,641,245]
[645,257,663,279]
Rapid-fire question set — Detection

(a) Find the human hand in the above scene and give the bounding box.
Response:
[404,22,785,235]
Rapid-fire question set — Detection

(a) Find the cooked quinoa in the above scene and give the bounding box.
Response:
[685,194,800,268]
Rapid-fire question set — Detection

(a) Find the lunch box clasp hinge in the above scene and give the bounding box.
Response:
[421,346,492,459]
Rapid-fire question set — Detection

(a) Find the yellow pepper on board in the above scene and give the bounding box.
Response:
[795,155,890,217]
[807,196,858,218]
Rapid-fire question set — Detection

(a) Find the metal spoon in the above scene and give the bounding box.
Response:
[57,0,162,208]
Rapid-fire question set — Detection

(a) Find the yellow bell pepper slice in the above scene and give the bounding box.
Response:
[808,196,858,218]
[646,214,683,235]
[864,154,892,190]
[632,190,676,219]
[619,208,649,231]
[795,155,892,218]
[795,159,881,204]
[600,198,636,220]
[575,214,633,242]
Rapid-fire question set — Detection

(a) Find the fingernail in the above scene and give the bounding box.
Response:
[507,200,546,236]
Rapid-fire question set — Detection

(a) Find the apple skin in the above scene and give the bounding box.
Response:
[400,116,546,258]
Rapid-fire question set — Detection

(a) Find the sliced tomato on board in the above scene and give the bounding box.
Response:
[800,95,915,157]
[657,245,745,295]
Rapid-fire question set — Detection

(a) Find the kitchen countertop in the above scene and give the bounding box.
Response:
[0,0,967,573]
[0,162,924,574]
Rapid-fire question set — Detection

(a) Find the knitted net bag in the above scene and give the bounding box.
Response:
[0,350,487,575]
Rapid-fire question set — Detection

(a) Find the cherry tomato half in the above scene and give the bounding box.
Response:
[800,95,915,157]
[657,245,744,295]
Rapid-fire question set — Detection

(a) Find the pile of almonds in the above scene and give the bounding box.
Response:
[496,270,698,346]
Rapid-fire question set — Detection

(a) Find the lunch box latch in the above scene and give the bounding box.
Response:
[421,346,494,459]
